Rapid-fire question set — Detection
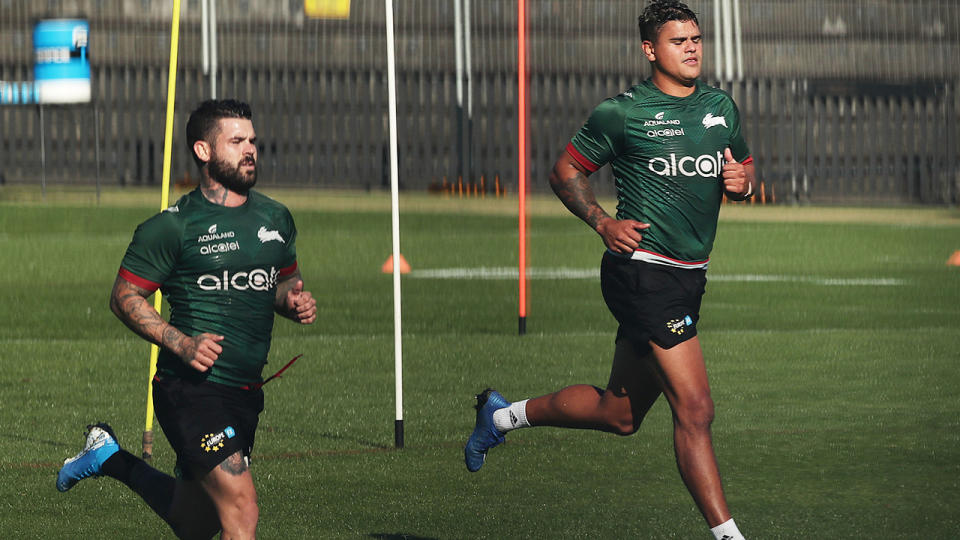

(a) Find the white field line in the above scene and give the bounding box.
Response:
[409,266,906,286]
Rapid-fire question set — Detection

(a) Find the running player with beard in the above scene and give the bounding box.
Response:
[57,99,317,539]
[464,2,751,539]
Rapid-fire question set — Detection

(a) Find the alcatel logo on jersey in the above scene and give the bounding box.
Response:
[702,113,728,130]
[199,241,240,255]
[649,152,725,178]
[647,127,686,138]
[196,267,280,291]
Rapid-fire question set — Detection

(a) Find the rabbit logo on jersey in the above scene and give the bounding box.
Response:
[196,266,280,291]
[648,151,725,178]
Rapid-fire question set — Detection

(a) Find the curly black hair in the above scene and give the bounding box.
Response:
[185,99,253,168]
[638,0,699,42]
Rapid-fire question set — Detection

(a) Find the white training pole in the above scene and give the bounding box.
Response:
[384,0,404,449]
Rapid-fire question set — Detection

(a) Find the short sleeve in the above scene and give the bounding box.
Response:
[725,97,751,163]
[119,211,183,289]
[278,207,298,277]
[568,98,627,173]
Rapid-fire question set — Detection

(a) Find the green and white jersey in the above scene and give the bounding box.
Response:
[567,78,752,268]
[118,188,299,387]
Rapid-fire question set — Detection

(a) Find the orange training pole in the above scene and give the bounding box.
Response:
[517,0,528,335]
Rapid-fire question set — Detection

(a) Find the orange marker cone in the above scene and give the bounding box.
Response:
[382,254,411,274]
[947,251,960,267]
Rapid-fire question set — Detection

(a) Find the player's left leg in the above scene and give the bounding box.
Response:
[199,451,259,540]
[647,336,743,539]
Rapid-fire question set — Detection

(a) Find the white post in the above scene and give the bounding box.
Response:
[721,0,734,82]
[454,0,467,184]
[713,0,722,81]
[201,0,209,76]
[384,0,404,449]
[454,0,463,108]
[464,0,473,182]
[464,0,473,120]
[733,0,743,81]
[209,0,218,98]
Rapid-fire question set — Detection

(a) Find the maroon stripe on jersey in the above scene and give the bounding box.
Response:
[278,261,298,277]
[742,156,754,165]
[118,267,160,293]
[565,142,600,173]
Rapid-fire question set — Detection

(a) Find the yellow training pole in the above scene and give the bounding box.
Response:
[143,0,182,461]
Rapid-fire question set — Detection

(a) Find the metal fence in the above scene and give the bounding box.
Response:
[1,0,958,204]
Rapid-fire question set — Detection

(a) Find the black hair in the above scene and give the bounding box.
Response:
[185,99,253,168]
[638,0,699,42]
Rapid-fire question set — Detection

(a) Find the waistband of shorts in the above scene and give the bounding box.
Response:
[606,248,710,270]
[154,374,261,393]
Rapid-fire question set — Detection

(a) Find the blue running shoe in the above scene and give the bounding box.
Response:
[464,388,511,472]
[56,423,119,492]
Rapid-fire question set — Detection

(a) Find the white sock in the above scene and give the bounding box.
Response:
[492,399,529,433]
[710,518,745,540]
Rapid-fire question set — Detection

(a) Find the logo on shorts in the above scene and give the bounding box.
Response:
[200,426,236,453]
[667,315,695,335]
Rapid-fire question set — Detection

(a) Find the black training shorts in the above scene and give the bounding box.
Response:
[600,251,707,352]
[152,376,264,480]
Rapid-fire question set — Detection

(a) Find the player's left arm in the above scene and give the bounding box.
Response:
[275,269,317,324]
[721,97,755,201]
[721,148,756,201]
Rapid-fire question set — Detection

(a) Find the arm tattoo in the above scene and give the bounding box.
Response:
[110,277,187,356]
[218,452,249,476]
[549,168,609,230]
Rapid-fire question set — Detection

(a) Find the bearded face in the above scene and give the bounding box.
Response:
[202,117,258,195]
[208,151,257,195]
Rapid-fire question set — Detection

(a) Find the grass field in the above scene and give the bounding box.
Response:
[1,187,959,539]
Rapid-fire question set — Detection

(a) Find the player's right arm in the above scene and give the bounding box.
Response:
[553,96,650,254]
[549,153,648,254]
[109,274,223,373]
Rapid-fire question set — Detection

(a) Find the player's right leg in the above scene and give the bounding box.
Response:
[56,422,221,539]
[56,423,120,492]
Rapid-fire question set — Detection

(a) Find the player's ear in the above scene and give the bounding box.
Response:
[193,140,212,164]
[642,40,656,62]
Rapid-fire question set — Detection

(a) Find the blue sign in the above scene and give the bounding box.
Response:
[33,19,90,103]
